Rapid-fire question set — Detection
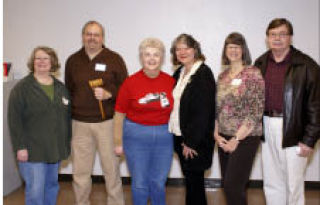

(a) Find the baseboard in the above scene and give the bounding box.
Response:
[58,174,320,190]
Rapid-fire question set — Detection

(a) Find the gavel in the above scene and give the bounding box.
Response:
[88,78,106,120]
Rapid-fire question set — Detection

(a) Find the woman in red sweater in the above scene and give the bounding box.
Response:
[113,38,175,205]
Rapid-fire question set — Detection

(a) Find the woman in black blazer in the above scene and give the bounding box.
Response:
[169,34,216,205]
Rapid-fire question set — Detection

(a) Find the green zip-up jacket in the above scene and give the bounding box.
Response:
[8,74,72,163]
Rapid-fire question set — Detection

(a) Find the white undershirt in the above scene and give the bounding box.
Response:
[168,61,203,135]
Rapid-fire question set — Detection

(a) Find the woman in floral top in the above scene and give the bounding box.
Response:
[214,32,265,205]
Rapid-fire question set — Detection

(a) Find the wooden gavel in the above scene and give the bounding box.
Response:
[88,78,106,120]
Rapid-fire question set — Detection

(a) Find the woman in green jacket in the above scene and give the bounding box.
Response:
[8,46,71,205]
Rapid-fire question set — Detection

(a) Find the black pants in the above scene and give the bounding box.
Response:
[184,170,206,205]
[218,134,260,205]
[174,135,207,205]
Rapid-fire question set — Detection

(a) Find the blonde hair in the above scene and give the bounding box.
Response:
[139,38,165,58]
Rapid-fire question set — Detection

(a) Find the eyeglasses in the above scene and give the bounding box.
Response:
[268,32,290,39]
[84,32,102,38]
[35,57,50,61]
[176,47,192,52]
[226,45,242,50]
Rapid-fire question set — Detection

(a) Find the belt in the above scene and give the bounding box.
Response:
[264,110,283,117]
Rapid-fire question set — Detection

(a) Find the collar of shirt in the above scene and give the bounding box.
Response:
[268,49,292,65]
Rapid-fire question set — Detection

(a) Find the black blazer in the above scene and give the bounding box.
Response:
[173,63,216,171]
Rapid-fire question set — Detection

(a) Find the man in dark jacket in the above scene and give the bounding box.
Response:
[254,18,320,205]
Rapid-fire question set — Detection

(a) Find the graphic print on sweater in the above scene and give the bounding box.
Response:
[138,92,170,108]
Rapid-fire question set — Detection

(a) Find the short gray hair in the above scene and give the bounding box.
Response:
[82,20,105,38]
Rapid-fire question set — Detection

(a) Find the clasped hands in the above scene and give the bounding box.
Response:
[215,135,239,153]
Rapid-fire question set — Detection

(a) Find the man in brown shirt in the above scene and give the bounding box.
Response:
[65,20,128,205]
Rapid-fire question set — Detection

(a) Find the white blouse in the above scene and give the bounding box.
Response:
[168,61,203,136]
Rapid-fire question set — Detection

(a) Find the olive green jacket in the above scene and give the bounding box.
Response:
[8,74,71,163]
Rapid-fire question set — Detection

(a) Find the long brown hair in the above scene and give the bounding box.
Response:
[221,32,252,66]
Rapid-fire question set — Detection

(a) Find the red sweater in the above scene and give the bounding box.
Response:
[115,70,175,125]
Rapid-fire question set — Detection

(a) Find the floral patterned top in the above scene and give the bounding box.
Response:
[217,66,265,137]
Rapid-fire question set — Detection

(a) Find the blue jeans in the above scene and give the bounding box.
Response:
[18,162,60,205]
[123,119,173,205]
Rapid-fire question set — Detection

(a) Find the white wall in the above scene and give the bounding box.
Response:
[4,0,320,180]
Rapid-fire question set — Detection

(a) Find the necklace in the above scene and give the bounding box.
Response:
[228,66,244,80]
